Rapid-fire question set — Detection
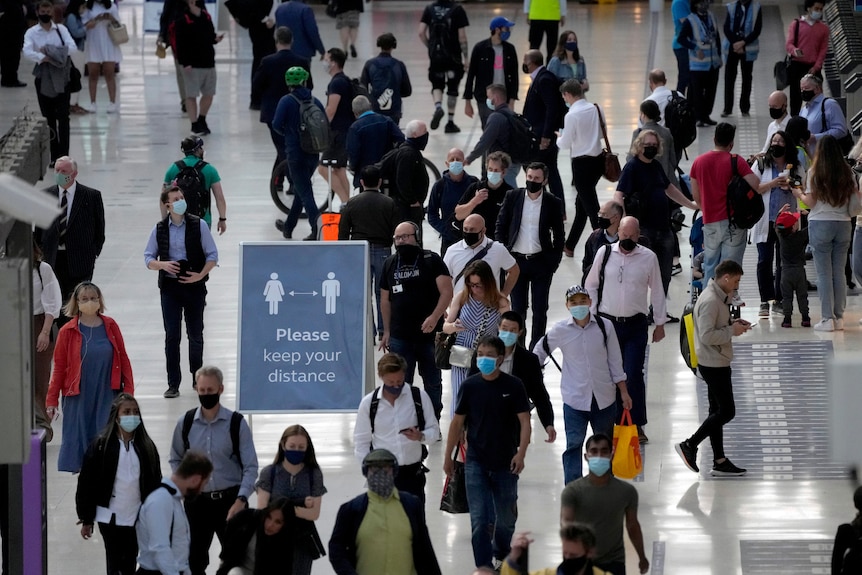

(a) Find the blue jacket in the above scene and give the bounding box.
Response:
[251,48,312,125]
[427,171,478,243]
[272,86,325,161]
[346,112,405,187]
[274,0,324,60]
[359,53,412,119]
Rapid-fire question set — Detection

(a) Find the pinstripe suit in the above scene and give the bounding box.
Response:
[39,182,106,300]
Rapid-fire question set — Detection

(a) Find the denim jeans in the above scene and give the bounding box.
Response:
[284,154,321,236]
[369,245,391,336]
[756,223,781,303]
[809,219,852,320]
[464,459,519,568]
[160,280,207,389]
[387,336,442,420]
[673,47,690,96]
[562,400,616,485]
[702,219,747,285]
[853,226,862,286]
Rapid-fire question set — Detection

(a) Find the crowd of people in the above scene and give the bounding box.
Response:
[6,0,862,572]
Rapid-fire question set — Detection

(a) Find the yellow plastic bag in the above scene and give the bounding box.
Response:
[612,409,642,479]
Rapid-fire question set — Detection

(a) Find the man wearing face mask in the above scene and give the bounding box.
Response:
[320,47,354,204]
[455,151,514,239]
[377,119,431,226]
[169,366,259,575]
[496,162,565,350]
[584,217,668,444]
[503,524,610,575]
[560,434,650,575]
[760,90,789,154]
[799,73,851,156]
[136,451,213,575]
[785,0,829,116]
[719,0,761,119]
[444,335,532,571]
[677,0,722,127]
[444,213,519,296]
[379,221,453,420]
[428,148,479,256]
[581,201,623,282]
[533,286,630,485]
[463,17,519,130]
[465,84,521,188]
[329,449,441,575]
[144,187,219,399]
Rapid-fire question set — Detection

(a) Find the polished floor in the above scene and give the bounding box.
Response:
[2,1,861,573]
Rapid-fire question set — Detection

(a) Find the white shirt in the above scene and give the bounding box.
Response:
[33,261,62,316]
[644,85,674,127]
[761,115,790,153]
[96,438,143,526]
[511,191,543,255]
[353,385,439,466]
[444,237,517,294]
[532,315,626,410]
[583,243,667,325]
[556,99,603,159]
[23,21,77,63]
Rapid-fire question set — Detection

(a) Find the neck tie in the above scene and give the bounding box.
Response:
[734,4,744,35]
[58,190,68,247]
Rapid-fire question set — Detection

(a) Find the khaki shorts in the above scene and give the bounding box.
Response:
[336,10,360,29]
[183,67,217,97]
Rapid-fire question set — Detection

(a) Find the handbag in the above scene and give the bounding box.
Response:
[155,42,167,59]
[440,443,469,514]
[54,29,82,93]
[595,104,621,183]
[325,0,338,18]
[447,304,493,369]
[775,20,798,90]
[108,21,129,45]
[611,409,643,479]
[434,331,456,370]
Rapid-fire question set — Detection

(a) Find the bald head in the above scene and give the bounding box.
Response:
[393,222,419,245]
[767,90,788,120]
[618,216,640,246]
[463,214,486,236]
[447,148,465,162]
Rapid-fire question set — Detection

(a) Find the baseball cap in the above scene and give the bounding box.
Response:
[565,285,589,298]
[490,16,515,30]
[775,211,800,229]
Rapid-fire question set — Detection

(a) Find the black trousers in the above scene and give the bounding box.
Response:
[689,365,735,461]
[185,486,239,575]
[565,154,603,251]
[528,19,558,63]
[781,265,809,319]
[689,67,719,122]
[537,144,564,213]
[0,15,25,84]
[34,80,71,162]
[98,521,138,575]
[395,462,427,503]
[787,60,815,116]
[510,253,556,351]
[247,21,275,104]
[54,249,95,327]
[723,51,753,114]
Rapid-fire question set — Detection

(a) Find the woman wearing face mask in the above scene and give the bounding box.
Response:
[614,130,698,295]
[785,0,829,116]
[547,30,589,91]
[750,131,805,319]
[255,425,327,575]
[443,259,510,417]
[31,238,62,440]
[215,498,293,575]
[46,282,134,473]
[76,393,161,575]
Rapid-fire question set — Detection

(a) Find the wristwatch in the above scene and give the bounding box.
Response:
[237,495,248,504]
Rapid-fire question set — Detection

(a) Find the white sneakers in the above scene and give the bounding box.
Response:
[81,101,96,113]
[106,102,118,114]
[813,319,834,332]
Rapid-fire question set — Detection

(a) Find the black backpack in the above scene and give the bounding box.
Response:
[351,77,370,101]
[664,90,697,155]
[368,385,429,460]
[726,154,763,229]
[173,159,209,219]
[841,525,862,574]
[290,93,330,154]
[181,408,244,467]
[427,3,456,67]
[506,112,540,165]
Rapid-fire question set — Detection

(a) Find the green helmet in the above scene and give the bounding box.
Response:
[285,66,309,87]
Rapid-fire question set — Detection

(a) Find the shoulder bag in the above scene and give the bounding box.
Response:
[448,304,492,369]
[774,19,798,91]
[595,104,621,183]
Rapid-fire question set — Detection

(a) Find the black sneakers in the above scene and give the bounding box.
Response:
[675,441,699,473]
[163,387,180,399]
[430,107,444,130]
[444,121,461,133]
[710,458,747,476]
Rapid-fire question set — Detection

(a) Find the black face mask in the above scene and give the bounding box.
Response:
[38,13,52,23]
[770,145,786,158]
[642,146,658,160]
[395,243,420,259]
[801,90,816,102]
[619,238,637,252]
[597,216,612,230]
[521,63,530,74]
[199,393,220,410]
[409,133,429,151]
[559,556,589,575]
[525,180,543,193]
[463,231,482,246]
[769,107,785,120]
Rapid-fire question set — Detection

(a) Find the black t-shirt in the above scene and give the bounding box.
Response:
[327,72,355,134]
[457,180,513,240]
[616,157,671,231]
[420,0,469,65]
[380,249,450,340]
[455,371,531,471]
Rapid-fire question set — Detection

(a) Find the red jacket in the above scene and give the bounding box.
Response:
[46,315,134,407]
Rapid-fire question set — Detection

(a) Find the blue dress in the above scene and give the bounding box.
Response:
[58,323,117,473]
[450,296,500,417]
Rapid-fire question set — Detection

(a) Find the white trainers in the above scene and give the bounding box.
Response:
[813,319,834,332]
[82,101,96,113]
[835,318,844,331]
[106,102,118,114]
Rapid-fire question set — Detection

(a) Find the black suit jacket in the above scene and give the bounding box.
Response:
[251,48,313,125]
[39,183,105,280]
[495,188,564,267]
[522,66,564,140]
[463,38,519,102]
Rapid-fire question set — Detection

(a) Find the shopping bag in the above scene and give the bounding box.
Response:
[612,409,642,479]
[440,443,469,514]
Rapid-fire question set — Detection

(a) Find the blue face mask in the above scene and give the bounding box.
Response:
[448,161,464,176]
[487,171,503,186]
[500,30,511,41]
[383,384,404,397]
[476,356,498,375]
[569,305,590,320]
[486,98,495,110]
[498,330,518,347]
[564,100,572,109]
[565,41,578,52]
[118,415,141,433]
[172,199,188,216]
[587,456,611,476]
[283,449,305,465]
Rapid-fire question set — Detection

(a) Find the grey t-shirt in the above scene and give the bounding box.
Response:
[492,44,505,86]
[560,476,638,564]
[256,464,327,501]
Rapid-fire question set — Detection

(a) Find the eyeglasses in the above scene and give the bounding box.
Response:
[618,265,624,283]
[467,282,484,289]
[393,233,415,241]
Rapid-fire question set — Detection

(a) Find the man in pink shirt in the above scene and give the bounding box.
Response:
[785,0,829,115]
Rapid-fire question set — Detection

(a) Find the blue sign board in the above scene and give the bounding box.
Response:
[238,242,368,412]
